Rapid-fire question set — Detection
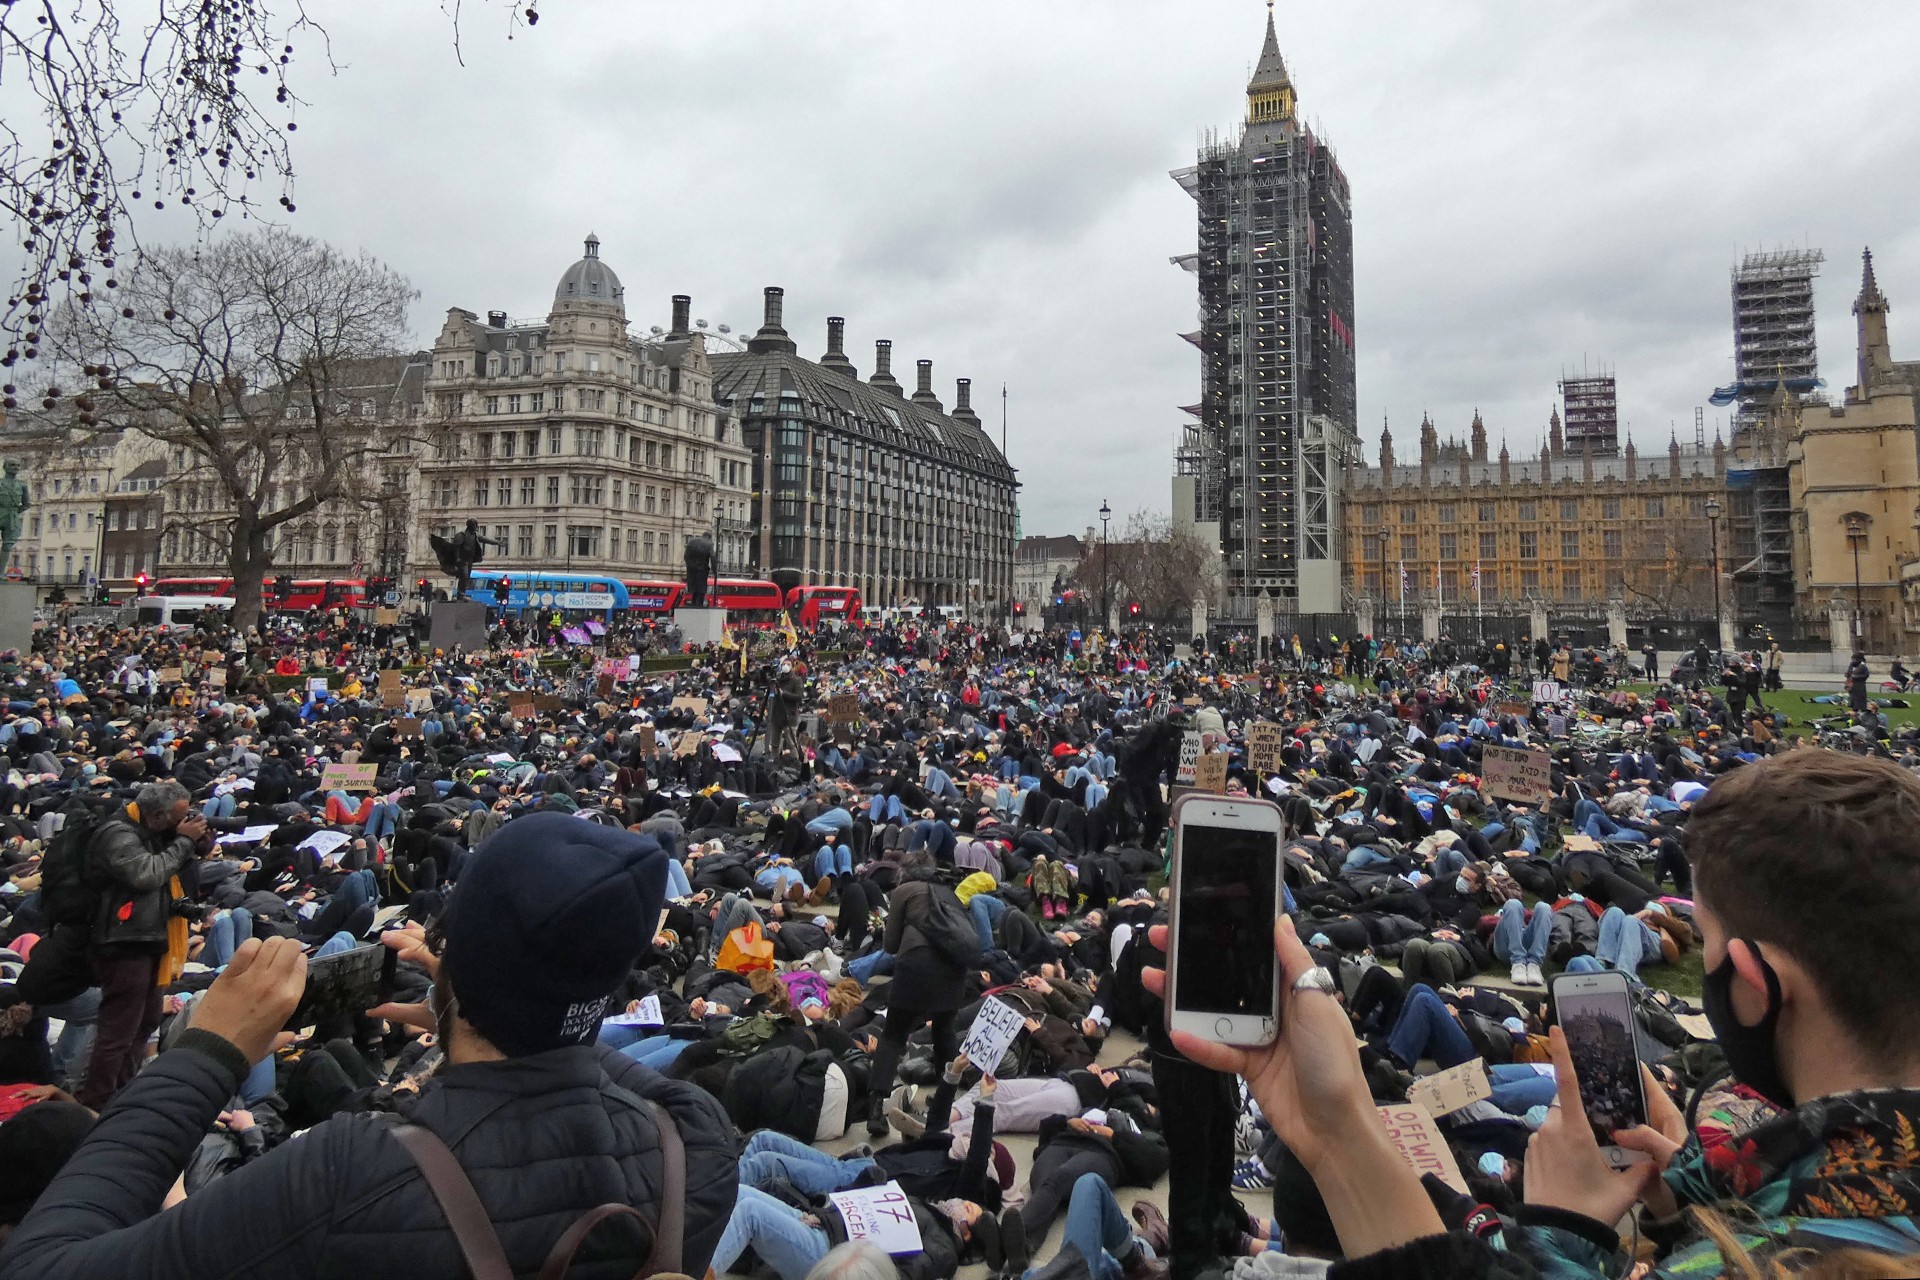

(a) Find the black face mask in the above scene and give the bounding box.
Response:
[1701,940,1793,1108]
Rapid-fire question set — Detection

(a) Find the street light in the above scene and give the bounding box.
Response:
[1098,499,1111,630]
[1704,496,1722,651]
[1846,514,1869,649]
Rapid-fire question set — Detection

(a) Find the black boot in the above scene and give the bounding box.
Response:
[865,1094,890,1139]
[998,1209,1031,1280]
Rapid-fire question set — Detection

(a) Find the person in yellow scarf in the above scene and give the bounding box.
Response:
[78,779,212,1109]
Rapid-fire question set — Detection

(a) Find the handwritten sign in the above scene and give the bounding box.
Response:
[510,696,536,718]
[157,666,183,683]
[959,996,1026,1071]
[671,695,709,716]
[826,693,860,722]
[1245,721,1284,774]
[596,673,616,699]
[320,763,378,791]
[406,690,434,714]
[1532,680,1562,704]
[1175,731,1202,785]
[533,693,563,712]
[827,1182,924,1256]
[373,608,399,626]
[596,657,632,682]
[675,731,704,758]
[1481,745,1553,806]
[1405,1059,1491,1118]
[1546,714,1568,738]
[1193,751,1229,794]
[636,724,657,755]
[1496,701,1530,718]
[393,717,423,739]
[1377,1103,1467,1193]
[207,666,227,689]
[307,676,330,696]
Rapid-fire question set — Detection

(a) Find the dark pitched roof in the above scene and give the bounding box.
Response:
[709,350,1015,483]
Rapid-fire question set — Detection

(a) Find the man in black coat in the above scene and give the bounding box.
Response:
[0,812,739,1280]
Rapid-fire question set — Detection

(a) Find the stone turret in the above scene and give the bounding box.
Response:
[1379,418,1395,483]
[1854,246,1893,401]
[1470,409,1488,464]
[1624,434,1638,481]
[1498,438,1511,486]
[1548,406,1565,457]
[1669,431,1682,479]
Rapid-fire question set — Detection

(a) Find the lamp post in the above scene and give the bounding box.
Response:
[1846,514,1869,649]
[1098,499,1111,631]
[1704,497,1722,651]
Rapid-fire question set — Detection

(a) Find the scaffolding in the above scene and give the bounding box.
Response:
[1726,465,1795,634]
[1731,249,1823,435]
[1559,368,1619,456]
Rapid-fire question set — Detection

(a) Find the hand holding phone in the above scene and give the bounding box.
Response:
[1164,794,1284,1047]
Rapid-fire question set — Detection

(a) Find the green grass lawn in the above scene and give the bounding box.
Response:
[1617,683,1920,731]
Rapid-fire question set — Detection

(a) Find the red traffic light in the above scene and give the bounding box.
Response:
[1128,601,1141,615]
[134,572,150,588]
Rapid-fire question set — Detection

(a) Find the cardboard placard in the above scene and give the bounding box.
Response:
[532,693,563,712]
[320,762,378,791]
[669,695,708,716]
[826,1182,924,1256]
[393,716,423,739]
[406,690,434,714]
[1481,745,1553,806]
[1560,833,1601,853]
[827,693,860,722]
[1175,731,1202,785]
[959,996,1026,1070]
[1193,751,1229,794]
[636,724,657,755]
[201,650,222,665]
[157,666,183,683]
[307,676,330,695]
[373,608,399,625]
[510,696,536,718]
[382,688,406,709]
[1496,701,1530,718]
[378,670,404,694]
[207,666,227,688]
[1245,721,1285,774]
[1405,1060,1492,1117]
[675,731,704,758]
[916,659,933,672]
[596,673,616,699]
[1377,1103,1467,1193]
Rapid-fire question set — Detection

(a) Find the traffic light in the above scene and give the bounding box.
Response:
[133,572,150,591]
[497,575,513,600]
[274,573,294,602]
[1127,601,1142,617]
[416,578,430,601]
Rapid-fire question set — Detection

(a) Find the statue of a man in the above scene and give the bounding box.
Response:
[427,518,505,597]
[0,461,29,570]
[683,533,715,608]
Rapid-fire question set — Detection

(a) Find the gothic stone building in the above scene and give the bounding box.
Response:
[1342,408,1727,619]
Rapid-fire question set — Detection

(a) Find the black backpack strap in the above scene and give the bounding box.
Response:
[390,1123,514,1280]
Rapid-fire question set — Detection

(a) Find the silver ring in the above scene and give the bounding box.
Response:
[1291,966,1337,996]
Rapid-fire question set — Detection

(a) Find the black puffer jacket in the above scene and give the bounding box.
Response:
[0,1035,739,1280]
[88,810,199,949]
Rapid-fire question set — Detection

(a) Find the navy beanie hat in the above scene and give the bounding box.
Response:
[440,811,667,1057]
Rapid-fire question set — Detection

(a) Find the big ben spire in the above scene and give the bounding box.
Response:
[1247,1,1296,126]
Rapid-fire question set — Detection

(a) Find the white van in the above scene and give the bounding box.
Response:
[133,594,235,632]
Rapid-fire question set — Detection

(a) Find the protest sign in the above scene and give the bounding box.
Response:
[378,670,404,694]
[307,676,330,696]
[320,763,378,791]
[373,608,399,626]
[158,667,183,684]
[393,717,423,739]
[298,830,354,861]
[509,695,536,718]
[827,693,861,722]
[532,693,563,712]
[596,674,615,699]
[671,695,709,715]
[207,666,227,689]
[405,690,434,714]
[1481,744,1553,806]
[1405,1060,1492,1118]
[1245,721,1285,774]
[959,996,1026,1071]
[606,994,664,1028]
[636,724,657,755]
[1193,751,1229,794]
[1532,680,1562,704]
[1546,713,1568,738]
[675,731,704,758]
[1175,731,1202,785]
[1377,1104,1467,1193]
[826,1183,923,1256]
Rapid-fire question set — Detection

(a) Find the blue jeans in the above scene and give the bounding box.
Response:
[908,820,955,864]
[738,1129,879,1196]
[1387,984,1478,1070]
[969,893,1007,951]
[708,892,762,958]
[1575,799,1647,845]
[617,1036,693,1071]
[1489,1063,1558,1114]
[201,793,237,820]
[364,802,401,843]
[1431,846,1469,879]
[711,1185,830,1280]
[335,869,376,914]
[756,865,804,897]
[813,845,852,879]
[867,795,907,824]
[848,949,893,983]
[1037,1173,1142,1280]
[1491,899,1552,967]
[924,767,960,801]
[204,907,254,969]
[1595,906,1656,979]
[1342,845,1396,873]
[663,858,693,900]
[313,931,358,959]
[40,989,99,1091]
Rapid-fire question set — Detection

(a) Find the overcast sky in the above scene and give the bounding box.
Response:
[101,0,1920,537]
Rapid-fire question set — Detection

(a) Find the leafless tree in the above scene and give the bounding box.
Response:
[1617,520,1714,616]
[0,0,536,395]
[52,226,417,628]
[1074,509,1221,624]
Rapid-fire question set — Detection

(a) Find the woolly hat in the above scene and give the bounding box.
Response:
[439,811,667,1057]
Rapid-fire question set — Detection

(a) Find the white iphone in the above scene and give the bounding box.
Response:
[1165,793,1285,1047]
[1549,969,1651,1169]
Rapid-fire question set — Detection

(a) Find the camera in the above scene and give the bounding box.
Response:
[168,898,209,924]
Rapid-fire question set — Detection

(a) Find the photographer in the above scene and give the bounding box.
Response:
[79,779,212,1109]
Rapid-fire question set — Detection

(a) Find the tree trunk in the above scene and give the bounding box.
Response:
[226,518,272,633]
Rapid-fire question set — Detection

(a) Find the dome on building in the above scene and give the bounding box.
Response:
[554,232,623,306]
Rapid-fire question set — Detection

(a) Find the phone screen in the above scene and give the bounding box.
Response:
[1175,823,1278,1016]
[285,942,385,1030]
[1555,983,1648,1138]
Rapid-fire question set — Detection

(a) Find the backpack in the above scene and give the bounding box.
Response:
[38,793,117,927]
[914,882,982,968]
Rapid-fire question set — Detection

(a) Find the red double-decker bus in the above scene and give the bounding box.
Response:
[710,578,785,628]
[151,577,370,611]
[621,580,685,615]
[786,585,862,629]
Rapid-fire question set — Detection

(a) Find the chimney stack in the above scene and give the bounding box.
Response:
[746,285,797,355]
[670,295,691,337]
[487,310,507,328]
[821,316,856,376]
[911,359,944,411]
[870,340,903,395]
[952,377,981,426]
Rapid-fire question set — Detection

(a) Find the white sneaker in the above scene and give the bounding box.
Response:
[1510,962,1528,986]
[1525,962,1545,987]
